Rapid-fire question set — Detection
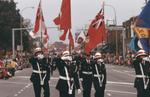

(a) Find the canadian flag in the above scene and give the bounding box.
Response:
[53,0,71,41]
[30,0,49,49]
[53,0,74,50]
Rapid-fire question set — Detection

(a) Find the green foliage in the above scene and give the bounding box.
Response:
[0,0,31,52]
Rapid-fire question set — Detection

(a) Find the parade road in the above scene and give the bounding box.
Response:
[0,64,136,97]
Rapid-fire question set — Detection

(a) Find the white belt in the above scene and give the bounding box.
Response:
[59,76,73,81]
[33,70,46,74]
[94,74,103,77]
[136,75,148,78]
[82,71,92,75]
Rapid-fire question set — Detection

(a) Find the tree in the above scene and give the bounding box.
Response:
[0,0,32,53]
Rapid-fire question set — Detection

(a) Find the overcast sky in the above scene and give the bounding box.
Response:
[14,0,146,43]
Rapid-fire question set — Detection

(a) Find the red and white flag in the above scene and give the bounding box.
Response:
[30,0,49,49]
[85,6,106,54]
[75,31,86,44]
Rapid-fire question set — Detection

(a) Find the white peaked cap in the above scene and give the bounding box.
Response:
[136,49,147,57]
[61,51,72,61]
[94,52,102,59]
[62,51,70,56]
[34,47,42,54]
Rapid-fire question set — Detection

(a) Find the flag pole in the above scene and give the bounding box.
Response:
[69,30,71,54]
[69,0,72,55]
[40,0,43,49]
[97,1,105,52]
[102,1,105,46]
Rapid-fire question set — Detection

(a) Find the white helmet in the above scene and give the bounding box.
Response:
[61,50,72,61]
[34,47,42,55]
[62,50,70,57]
[94,52,102,59]
[136,49,147,57]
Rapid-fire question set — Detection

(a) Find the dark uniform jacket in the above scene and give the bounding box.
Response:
[54,57,80,93]
[133,58,149,89]
[72,55,83,77]
[92,59,107,86]
[80,58,93,79]
[29,57,50,84]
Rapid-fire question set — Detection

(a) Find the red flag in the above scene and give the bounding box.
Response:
[43,26,49,50]
[59,29,68,40]
[53,14,60,25]
[53,0,71,41]
[33,1,42,34]
[42,14,49,50]
[85,8,106,54]
[32,0,49,50]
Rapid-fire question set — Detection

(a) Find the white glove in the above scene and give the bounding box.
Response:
[77,89,81,94]
[79,78,83,81]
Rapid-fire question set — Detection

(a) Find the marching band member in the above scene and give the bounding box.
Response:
[54,50,81,97]
[143,55,150,97]
[80,53,93,97]
[29,47,50,97]
[92,52,107,97]
[133,50,150,97]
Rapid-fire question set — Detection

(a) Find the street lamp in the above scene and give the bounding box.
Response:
[106,19,115,26]
[104,4,118,56]
[104,4,117,25]
[20,6,34,55]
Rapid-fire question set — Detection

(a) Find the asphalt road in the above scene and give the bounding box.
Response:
[0,64,137,97]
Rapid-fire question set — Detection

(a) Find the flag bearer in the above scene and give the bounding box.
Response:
[54,50,81,97]
[133,50,150,97]
[29,47,50,97]
[92,52,107,97]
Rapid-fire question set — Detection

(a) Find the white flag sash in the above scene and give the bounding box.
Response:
[95,64,104,87]
[64,66,74,94]
[37,62,47,85]
[139,63,149,89]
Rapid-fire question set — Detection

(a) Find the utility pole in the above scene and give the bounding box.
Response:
[12,27,58,59]
[20,6,34,59]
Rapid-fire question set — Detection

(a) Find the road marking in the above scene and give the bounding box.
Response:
[50,85,136,95]
[1,76,134,86]
[106,89,136,95]
[18,91,21,94]
[14,94,18,97]
[108,81,133,86]
[13,76,30,79]
[123,70,135,73]
[112,69,135,77]
[20,89,24,92]
[13,83,31,97]
[0,80,29,85]
[0,78,136,96]
[15,70,21,73]
[107,93,112,96]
